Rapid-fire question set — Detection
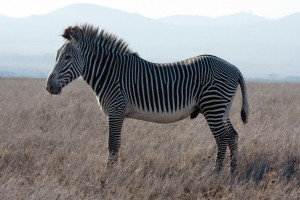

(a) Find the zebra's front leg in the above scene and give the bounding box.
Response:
[106,115,124,168]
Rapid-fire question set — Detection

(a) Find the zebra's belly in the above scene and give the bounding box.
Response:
[126,106,196,124]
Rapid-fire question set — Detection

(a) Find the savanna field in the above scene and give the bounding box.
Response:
[0,78,299,199]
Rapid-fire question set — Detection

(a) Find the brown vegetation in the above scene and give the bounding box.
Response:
[0,78,299,199]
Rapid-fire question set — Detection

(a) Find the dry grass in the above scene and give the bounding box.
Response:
[0,78,299,199]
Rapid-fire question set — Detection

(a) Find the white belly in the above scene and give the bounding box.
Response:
[126,106,196,123]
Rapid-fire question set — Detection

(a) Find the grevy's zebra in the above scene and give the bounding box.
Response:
[46,24,249,173]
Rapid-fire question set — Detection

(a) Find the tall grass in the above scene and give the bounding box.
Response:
[0,78,299,199]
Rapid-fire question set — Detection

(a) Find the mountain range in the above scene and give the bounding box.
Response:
[0,3,299,79]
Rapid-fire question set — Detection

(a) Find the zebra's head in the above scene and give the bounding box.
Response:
[46,26,85,95]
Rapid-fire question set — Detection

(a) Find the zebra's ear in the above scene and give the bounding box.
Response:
[70,26,84,43]
[62,26,72,40]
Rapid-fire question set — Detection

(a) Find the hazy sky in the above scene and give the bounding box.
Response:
[1,0,300,19]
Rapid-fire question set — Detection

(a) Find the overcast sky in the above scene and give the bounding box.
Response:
[1,0,300,19]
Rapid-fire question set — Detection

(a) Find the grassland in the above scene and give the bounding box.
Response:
[0,78,299,199]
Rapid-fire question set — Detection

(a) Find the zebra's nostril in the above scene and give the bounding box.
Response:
[46,85,53,93]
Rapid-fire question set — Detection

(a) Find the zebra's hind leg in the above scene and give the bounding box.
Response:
[205,116,229,173]
[222,95,239,174]
[225,119,239,174]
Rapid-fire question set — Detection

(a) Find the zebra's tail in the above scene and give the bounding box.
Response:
[238,72,249,125]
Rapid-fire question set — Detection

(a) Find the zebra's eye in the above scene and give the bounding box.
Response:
[64,55,72,60]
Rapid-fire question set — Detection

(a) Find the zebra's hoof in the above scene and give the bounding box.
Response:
[106,158,118,169]
[106,162,117,169]
[230,168,239,175]
[213,168,222,174]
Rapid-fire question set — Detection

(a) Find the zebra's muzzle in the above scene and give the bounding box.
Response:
[46,82,62,95]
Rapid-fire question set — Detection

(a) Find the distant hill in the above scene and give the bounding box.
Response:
[0,3,299,79]
[159,13,268,26]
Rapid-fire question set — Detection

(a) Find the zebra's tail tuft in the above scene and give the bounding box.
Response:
[241,108,248,124]
[238,72,249,125]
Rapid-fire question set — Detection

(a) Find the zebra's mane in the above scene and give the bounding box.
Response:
[80,24,139,57]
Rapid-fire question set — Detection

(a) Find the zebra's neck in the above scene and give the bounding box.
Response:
[80,44,143,99]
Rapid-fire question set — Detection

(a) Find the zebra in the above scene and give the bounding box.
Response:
[46,24,249,173]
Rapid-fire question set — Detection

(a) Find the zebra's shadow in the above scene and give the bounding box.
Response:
[238,154,300,184]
